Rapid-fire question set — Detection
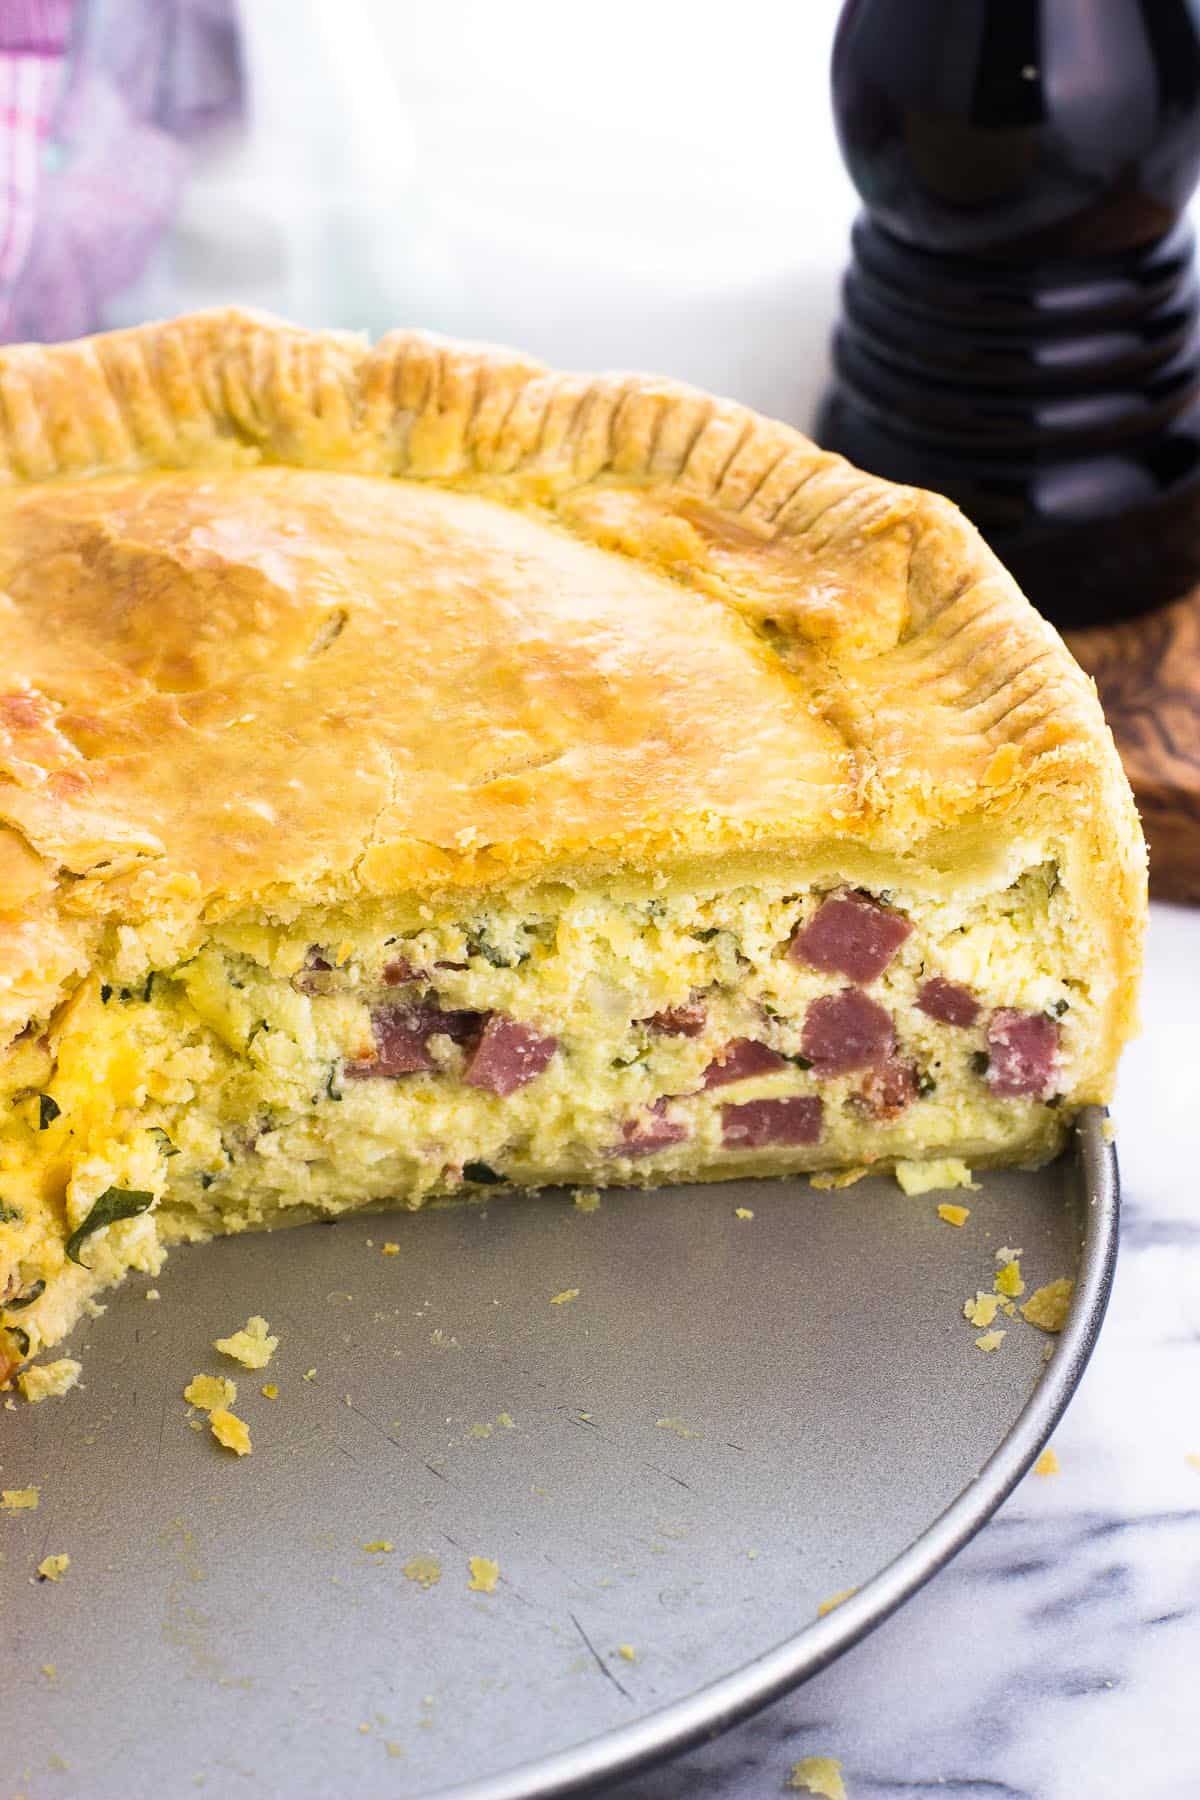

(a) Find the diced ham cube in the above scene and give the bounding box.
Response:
[428,1008,485,1044]
[917,977,979,1027]
[292,946,334,995]
[610,1098,690,1158]
[382,957,417,986]
[345,1001,484,1079]
[801,989,894,1073]
[857,1057,917,1119]
[464,1015,558,1096]
[345,1009,432,1077]
[721,1095,823,1148]
[701,1037,789,1089]
[644,1000,708,1037]
[788,891,912,983]
[985,1009,1060,1098]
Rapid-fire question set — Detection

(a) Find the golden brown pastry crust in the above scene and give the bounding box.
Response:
[0,309,1145,1088]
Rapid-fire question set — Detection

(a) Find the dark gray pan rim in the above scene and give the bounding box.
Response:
[441,1107,1119,1800]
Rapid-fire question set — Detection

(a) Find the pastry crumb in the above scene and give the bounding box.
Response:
[810,1167,868,1190]
[550,1288,579,1306]
[40,1663,56,1679]
[2,1486,39,1511]
[655,1416,701,1439]
[734,1206,754,1220]
[572,1188,600,1212]
[214,1315,278,1369]
[1034,1448,1060,1476]
[1022,1278,1073,1333]
[18,1359,81,1404]
[36,1553,70,1582]
[994,1258,1025,1298]
[467,1555,500,1593]
[975,1329,1006,1353]
[468,1422,494,1440]
[402,1555,442,1589]
[209,1407,252,1455]
[963,1291,1001,1329]
[936,1203,970,1228]
[363,1540,393,1554]
[787,1755,846,1798]
[261,1383,279,1400]
[497,1412,515,1429]
[617,1643,637,1662]
[303,1367,317,1382]
[817,1587,858,1617]
[381,1242,400,1256]
[1185,1453,1200,1472]
[183,1373,236,1412]
[895,1158,976,1197]
[145,1288,160,1301]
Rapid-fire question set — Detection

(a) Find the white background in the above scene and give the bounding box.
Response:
[108,0,853,428]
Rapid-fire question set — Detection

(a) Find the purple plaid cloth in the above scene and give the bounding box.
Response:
[0,0,242,343]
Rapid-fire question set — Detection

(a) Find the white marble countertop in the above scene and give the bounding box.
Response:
[107,4,1200,1793]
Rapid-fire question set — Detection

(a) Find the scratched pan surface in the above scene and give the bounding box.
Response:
[3,1112,1116,1800]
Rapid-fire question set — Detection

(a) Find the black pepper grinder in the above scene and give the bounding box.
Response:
[817,0,1200,627]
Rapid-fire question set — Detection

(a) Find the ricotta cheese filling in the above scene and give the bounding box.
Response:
[1,859,1091,1364]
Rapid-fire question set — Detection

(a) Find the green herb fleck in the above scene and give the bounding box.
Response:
[246,1019,270,1047]
[65,1188,155,1268]
[463,1162,504,1185]
[1050,999,1070,1017]
[0,1202,22,1225]
[7,1325,29,1357]
[786,1054,813,1070]
[326,1064,343,1103]
[469,932,527,969]
[37,1093,60,1129]
[971,1052,990,1076]
[148,1127,179,1158]
[199,1173,216,1190]
[916,1072,937,1098]
[142,971,156,1002]
[4,1279,44,1311]
[99,984,113,1004]
[693,928,721,942]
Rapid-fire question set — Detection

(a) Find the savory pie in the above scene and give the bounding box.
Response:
[0,311,1145,1374]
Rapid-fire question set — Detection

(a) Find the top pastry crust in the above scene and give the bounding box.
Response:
[0,309,1145,1061]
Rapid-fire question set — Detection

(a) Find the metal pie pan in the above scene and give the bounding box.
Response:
[3,1111,1116,1799]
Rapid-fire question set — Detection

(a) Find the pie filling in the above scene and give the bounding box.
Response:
[2,859,1087,1359]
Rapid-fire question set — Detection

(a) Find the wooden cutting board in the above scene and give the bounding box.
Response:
[1067,590,1200,904]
